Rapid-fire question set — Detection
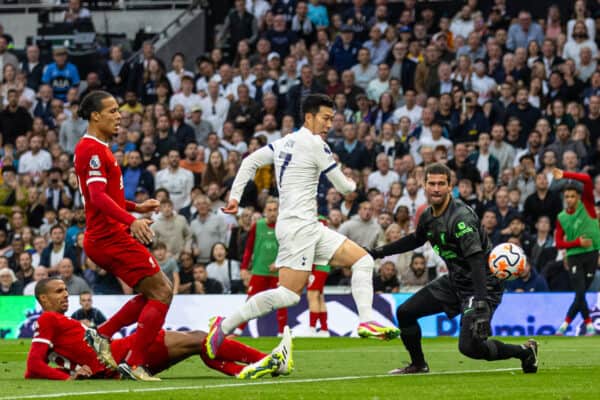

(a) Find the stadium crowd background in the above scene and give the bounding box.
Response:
[0,0,600,297]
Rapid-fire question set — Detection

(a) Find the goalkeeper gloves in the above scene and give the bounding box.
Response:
[464,297,491,340]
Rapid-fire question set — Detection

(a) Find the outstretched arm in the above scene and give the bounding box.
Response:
[324,165,356,195]
[369,233,426,259]
[25,342,70,380]
[229,145,274,203]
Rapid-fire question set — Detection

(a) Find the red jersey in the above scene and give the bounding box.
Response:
[26,311,113,379]
[74,134,130,240]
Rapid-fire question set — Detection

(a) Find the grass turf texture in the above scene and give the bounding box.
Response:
[0,336,599,400]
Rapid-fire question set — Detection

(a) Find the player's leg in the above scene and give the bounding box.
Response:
[307,289,321,334]
[457,300,538,373]
[582,252,597,334]
[559,253,588,334]
[206,267,306,359]
[390,285,446,374]
[97,294,147,338]
[271,275,289,335]
[326,236,399,339]
[318,293,329,334]
[235,274,270,335]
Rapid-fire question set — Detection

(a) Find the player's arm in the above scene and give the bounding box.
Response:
[225,145,274,213]
[240,223,257,271]
[453,212,487,300]
[315,142,356,195]
[554,219,585,249]
[25,341,70,380]
[369,233,426,259]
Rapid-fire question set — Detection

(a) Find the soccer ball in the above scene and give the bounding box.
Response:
[488,243,527,281]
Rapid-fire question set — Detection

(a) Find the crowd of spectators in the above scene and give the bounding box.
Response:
[2,0,600,297]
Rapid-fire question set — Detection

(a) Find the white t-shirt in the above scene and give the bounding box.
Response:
[18,150,52,175]
[470,73,497,105]
[254,130,282,144]
[206,259,240,294]
[167,70,194,93]
[392,105,423,130]
[169,92,203,114]
[155,167,195,211]
[367,170,399,194]
[476,153,490,179]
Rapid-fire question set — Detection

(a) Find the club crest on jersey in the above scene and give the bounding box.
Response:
[89,155,101,169]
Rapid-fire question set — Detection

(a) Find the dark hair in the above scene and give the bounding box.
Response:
[34,277,61,303]
[563,182,582,194]
[79,90,113,120]
[50,224,65,234]
[301,94,334,118]
[410,253,426,264]
[153,241,167,251]
[210,242,228,262]
[424,162,452,183]
[79,290,92,297]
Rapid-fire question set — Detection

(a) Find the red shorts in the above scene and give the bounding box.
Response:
[110,329,171,375]
[84,231,160,288]
[247,274,279,296]
[307,270,328,293]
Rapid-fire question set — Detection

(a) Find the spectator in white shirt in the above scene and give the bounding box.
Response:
[166,52,194,93]
[18,135,52,175]
[200,81,230,137]
[367,63,390,102]
[155,149,195,211]
[169,75,202,114]
[450,5,474,40]
[395,177,427,221]
[254,114,281,144]
[368,153,400,195]
[392,89,423,131]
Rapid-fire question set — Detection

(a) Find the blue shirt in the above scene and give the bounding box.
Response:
[307,4,329,27]
[42,62,80,101]
[504,269,549,292]
[507,22,544,51]
[329,37,361,73]
[123,167,141,201]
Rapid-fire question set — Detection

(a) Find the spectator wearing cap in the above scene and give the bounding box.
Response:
[386,41,417,92]
[41,47,80,101]
[350,48,377,91]
[187,106,213,146]
[122,150,154,201]
[329,24,361,74]
[59,100,87,154]
[169,76,202,114]
[18,135,52,176]
[507,10,544,51]
[505,258,549,293]
[0,89,33,146]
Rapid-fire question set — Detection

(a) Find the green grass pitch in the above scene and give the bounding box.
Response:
[1,336,599,400]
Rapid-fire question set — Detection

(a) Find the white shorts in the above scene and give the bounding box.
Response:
[275,219,347,271]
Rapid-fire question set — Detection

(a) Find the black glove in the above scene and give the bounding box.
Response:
[465,298,491,340]
[365,246,384,259]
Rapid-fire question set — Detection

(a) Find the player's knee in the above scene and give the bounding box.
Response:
[458,338,480,359]
[396,304,417,328]
[351,254,374,273]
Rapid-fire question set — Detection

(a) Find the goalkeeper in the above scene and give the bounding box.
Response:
[369,163,539,374]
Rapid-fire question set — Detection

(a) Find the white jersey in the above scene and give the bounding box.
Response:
[230,127,355,222]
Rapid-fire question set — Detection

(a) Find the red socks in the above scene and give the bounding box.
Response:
[199,337,267,377]
[277,308,288,334]
[585,318,592,324]
[309,312,318,328]
[319,312,328,331]
[126,299,169,367]
[98,294,147,338]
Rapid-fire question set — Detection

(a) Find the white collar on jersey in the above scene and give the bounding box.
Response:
[82,134,109,147]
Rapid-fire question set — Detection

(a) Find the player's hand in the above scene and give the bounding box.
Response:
[221,199,239,215]
[552,168,564,180]
[580,236,593,248]
[130,218,154,245]
[468,299,491,340]
[268,263,277,272]
[240,269,250,282]
[136,199,160,214]
[69,365,92,380]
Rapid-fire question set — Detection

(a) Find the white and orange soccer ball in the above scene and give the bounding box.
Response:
[488,243,527,281]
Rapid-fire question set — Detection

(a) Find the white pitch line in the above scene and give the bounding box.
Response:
[0,368,521,400]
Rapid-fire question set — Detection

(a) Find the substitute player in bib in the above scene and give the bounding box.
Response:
[369,163,539,374]
[74,91,171,381]
[235,197,288,336]
[206,94,399,359]
[25,278,293,380]
[553,168,600,336]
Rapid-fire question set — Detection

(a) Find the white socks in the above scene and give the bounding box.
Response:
[351,254,375,323]
[221,286,300,334]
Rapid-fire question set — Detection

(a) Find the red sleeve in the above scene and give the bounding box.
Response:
[563,171,597,218]
[125,201,137,212]
[241,223,257,271]
[88,181,136,226]
[554,219,582,249]
[25,342,70,380]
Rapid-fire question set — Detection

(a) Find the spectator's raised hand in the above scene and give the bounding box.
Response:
[552,168,564,180]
